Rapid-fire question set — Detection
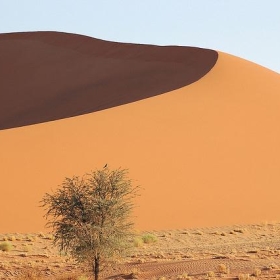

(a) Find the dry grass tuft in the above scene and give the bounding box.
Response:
[217,263,229,274]
[234,228,246,234]
[142,233,157,244]
[22,243,31,252]
[38,232,46,238]
[253,268,261,276]
[207,271,215,277]
[0,241,12,252]
[269,263,279,269]
[18,267,43,280]
[133,237,144,247]
[238,273,254,280]
[8,235,16,241]
[177,272,191,279]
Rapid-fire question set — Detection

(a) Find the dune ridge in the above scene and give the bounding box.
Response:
[0,31,217,130]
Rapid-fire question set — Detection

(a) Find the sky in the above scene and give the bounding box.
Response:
[1,1,280,73]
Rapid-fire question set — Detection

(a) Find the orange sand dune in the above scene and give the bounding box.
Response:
[0,31,217,130]
[1,33,280,233]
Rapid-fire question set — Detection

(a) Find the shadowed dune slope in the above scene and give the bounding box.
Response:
[0,31,217,130]
[1,36,280,232]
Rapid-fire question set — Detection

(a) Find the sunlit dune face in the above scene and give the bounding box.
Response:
[1,32,280,233]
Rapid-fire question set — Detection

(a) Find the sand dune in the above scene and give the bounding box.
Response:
[0,31,217,130]
[0,32,280,233]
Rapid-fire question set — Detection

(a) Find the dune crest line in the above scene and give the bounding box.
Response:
[0,31,218,130]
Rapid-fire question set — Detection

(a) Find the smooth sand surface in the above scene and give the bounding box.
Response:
[0,31,217,130]
[1,34,280,233]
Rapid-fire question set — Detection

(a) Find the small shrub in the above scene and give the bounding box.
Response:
[8,235,16,241]
[45,234,54,240]
[231,248,237,254]
[269,263,279,269]
[19,253,28,257]
[234,228,246,233]
[142,233,157,244]
[217,263,229,274]
[177,272,191,279]
[138,258,145,263]
[238,274,251,280]
[26,236,34,242]
[22,244,31,252]
[133,237,144,247]
[0,241,12,252]
[38,232,46,238]
[207,271,215,277]
[253,268,261,276]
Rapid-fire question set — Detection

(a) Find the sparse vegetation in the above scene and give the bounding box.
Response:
[133,233,157,246]
[207,271,215,277]
[253,268,261,276]
[17,269,89,280]
[1,222,280,279]
[217,263,229,274]
[238,273,252,280]
[177,272,191,279]
[133,236,144,247]
[22,243,31,252]
[142,233,157,244]
[0,241,12,252]
[8,235,16,241]
[41,166,139,280]
[38,232,46,238]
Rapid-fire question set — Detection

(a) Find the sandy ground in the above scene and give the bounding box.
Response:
[1,222,280,279]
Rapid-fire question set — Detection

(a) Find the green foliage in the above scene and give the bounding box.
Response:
[142,233,157,244]
[133,233,157,246]
[133,237,144,247]
[0,241,12,252]
[41,166,139,280]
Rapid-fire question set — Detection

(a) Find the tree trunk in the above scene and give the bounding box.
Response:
[94,256,100,280]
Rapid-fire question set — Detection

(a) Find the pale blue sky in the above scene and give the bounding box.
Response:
[1,1,280,73]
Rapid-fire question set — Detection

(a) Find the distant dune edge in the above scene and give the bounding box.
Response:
[0,31,218,130]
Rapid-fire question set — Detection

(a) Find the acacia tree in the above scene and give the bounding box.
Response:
[41,167,139,280]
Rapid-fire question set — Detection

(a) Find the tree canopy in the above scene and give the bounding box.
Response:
[41,166,139,280]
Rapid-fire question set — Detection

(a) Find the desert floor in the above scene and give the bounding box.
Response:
[1,222,280,279]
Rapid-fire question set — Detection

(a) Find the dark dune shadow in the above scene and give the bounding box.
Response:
[0,31,218,130]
